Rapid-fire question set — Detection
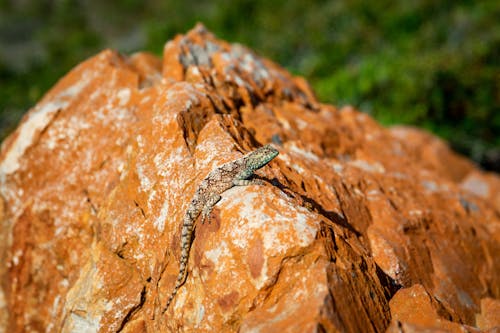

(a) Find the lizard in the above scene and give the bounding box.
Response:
[162,144,279,312]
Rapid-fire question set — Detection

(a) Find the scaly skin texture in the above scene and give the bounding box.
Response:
[163,144,279,312]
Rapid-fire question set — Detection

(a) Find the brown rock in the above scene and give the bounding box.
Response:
[1,23,499,332]
[476,297,500,330]
[388,126,476,183]
[386,284,480,333]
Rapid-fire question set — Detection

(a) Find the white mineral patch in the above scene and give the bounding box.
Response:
[288,143,320,162]
[155,146,185,178]
[116,88,130,106]
[350,159,385,173]
[223,189,317,253]
[330,162,344,174]
[461,175,489,197]
[0,100,67,176]
[62,271,102,333]
[0,287,5,308]
[0,77,90,179]
[366,189,383,199]
[11,249,23,266]
[196,304,205,325]
[204,241,231,274]
[295,118,308,130]
[154,199,169,233]
[67,313,100,333]
[136,160,153,192]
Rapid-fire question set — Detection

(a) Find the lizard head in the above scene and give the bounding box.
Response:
[246,144,279,171]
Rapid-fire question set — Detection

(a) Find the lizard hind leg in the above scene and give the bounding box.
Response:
[200,193,221,224]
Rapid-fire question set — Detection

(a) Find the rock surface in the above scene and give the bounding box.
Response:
[1,24,499,332]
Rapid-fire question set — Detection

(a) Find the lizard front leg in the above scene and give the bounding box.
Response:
[233,178,264,186]
[233,174,265,186]
[233,169,264,186]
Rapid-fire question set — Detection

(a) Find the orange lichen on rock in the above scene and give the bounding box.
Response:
[0,24,499,332]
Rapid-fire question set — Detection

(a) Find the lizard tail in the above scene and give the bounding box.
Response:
[162,267,188,312]
[162,286,178,312]
[162,247,190,313]
[163,209,197,313]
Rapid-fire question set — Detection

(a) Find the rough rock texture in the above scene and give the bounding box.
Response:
[1,24,499,332]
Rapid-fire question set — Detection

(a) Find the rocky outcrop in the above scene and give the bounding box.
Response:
[1,24,499,332]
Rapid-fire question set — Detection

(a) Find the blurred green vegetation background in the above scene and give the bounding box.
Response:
[1,0,499,171]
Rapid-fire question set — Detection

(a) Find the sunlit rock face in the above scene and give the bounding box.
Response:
[1,24,498,333]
